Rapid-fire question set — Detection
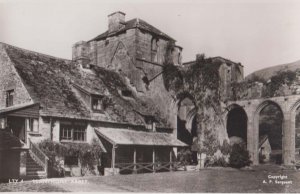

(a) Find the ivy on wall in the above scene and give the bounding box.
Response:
[233,70,298,100]
[162,42,226,165]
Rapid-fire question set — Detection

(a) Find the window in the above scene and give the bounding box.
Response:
[91,97,103,111]
[26,118,39,132]
[151,38,159,62]
[121,90,132,97]
[6,90,14,107]
[60,121,86,142]
[73,126,86,141]
[61,123,73,140]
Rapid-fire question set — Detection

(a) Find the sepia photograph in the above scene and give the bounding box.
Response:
[1,0,300,192]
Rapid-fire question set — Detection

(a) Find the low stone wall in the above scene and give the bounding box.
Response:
[0,149,27,181]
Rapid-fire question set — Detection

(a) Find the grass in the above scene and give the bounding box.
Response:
[2,165,300,192]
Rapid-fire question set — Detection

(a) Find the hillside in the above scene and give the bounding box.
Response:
[246,60,300,81]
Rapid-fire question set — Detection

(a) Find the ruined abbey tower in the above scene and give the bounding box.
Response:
[71,11,245,157]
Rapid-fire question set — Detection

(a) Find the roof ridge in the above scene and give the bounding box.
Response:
[1,42,71,62]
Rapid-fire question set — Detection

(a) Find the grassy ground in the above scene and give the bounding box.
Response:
[1,165,300,192]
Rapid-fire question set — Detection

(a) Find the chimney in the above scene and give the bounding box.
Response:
[108,11,126,33]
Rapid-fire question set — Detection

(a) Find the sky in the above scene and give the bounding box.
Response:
[1,0,300,76]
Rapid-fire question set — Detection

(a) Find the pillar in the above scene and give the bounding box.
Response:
[111,145,116,174]
[283,112,294,165]
[247,109,259,165]
[19,150,27,179]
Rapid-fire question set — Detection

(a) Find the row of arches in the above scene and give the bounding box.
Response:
[227,102,284,164]
[227,99,300,165]
[176,94,300,166]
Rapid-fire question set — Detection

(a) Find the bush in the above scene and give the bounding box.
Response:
[38,138,103,177]
[177,148,192,166]
[205,156,228,167]
[229,144,251,168]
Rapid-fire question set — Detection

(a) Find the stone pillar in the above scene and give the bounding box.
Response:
[247,110,259,165]
[171,101,178,157]
[19,150,27,179]
[282,112,294,165]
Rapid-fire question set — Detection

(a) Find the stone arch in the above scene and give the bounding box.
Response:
[226,104,248,142]
[185,107,197,132]
[289,98,300,165]
[254,100,284,164]
[254,100,284,116]
[175,92,198,145]
[225,104,248,144]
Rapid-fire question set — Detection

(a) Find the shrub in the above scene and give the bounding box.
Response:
[229,144,251,168]
[205,156,228,167]
[177,148,192,166]
[38,138,103,177]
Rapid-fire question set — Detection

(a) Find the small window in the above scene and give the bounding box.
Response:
[26,118,39,132]
[178,52,182,64]
[65,156,78,166]
[6,90,14,107]
[91,97,103,111]
[61,123,73,141]
[121,90,132,97]
[151,38,159,62]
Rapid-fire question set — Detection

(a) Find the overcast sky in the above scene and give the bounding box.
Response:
[1,0,300,76]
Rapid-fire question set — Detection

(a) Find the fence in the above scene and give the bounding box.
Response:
[115,162,183,174]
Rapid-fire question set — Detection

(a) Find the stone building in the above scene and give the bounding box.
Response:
[5,10,298,181]
[0,11,189,180]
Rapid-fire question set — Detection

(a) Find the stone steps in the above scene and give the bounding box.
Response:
[26,152,46,180]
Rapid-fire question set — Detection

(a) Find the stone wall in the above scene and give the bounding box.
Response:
[0,44,32,109]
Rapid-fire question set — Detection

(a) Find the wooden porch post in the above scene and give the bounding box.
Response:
[152,147,156,173]
[170,149,173,172]
[133,147,137,174]
[111,145,116,175]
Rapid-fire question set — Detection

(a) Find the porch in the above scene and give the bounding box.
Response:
[0,103,40,144]
[95,127,187,175]
[0,103,47,180]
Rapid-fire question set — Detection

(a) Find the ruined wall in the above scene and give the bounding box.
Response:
[233,70,300,100]
[0,44,33,108]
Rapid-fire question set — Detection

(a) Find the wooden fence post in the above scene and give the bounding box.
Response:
[170,149,173,172]
[152,147,156,173]
[133,147,137,174]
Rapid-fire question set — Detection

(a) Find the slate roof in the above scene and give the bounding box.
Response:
[0,102,37,115]
[2,43,169,127]
[95,127,187,147]
[89,18,175,42]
